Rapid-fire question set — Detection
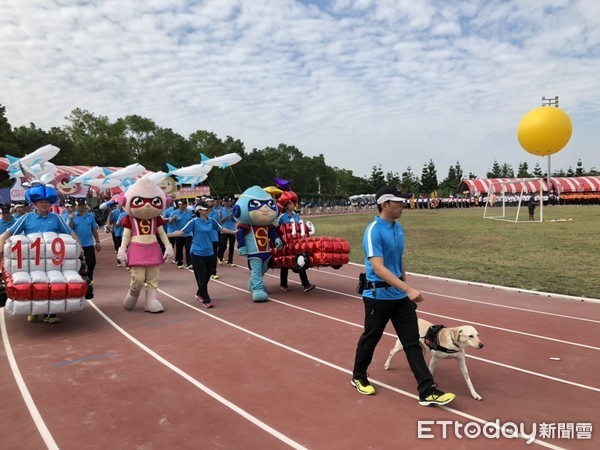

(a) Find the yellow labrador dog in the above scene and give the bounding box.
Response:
[384,318,484,400]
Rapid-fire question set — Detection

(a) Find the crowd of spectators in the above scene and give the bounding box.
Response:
[300,191,600,215]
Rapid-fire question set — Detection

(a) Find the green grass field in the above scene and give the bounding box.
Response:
[309,206,600,299]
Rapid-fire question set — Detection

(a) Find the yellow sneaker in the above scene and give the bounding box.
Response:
[27,315,39,323]
[419,386,455,406]
[351,377,376,395]
[43,315,61,324]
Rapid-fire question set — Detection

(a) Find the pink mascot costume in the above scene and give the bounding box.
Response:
[117,179,174,313]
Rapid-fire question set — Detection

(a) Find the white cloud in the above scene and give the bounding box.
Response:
[1,0,599,180]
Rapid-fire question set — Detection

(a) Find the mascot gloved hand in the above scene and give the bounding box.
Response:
[118,179,173,313]
[233,186,280,302]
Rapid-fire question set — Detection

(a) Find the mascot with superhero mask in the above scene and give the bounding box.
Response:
[233,186,282,302]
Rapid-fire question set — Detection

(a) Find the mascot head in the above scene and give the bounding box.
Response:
[233,185,278,225]
[119,178,170,219]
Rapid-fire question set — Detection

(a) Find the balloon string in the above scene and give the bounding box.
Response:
[229,166,243,194]
[206,180,220,199]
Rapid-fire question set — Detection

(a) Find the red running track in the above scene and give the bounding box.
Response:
[1,232,599,449]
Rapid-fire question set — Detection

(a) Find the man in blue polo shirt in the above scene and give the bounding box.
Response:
[69,198,101,282]
[0,185,82,324]
[60,202,74,223]
[351,186,455,407]
[0,205,16,233]
[12,202,27,220]
[169,200,194,269]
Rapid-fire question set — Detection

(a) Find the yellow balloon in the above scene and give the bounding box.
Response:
[517,107,572,156]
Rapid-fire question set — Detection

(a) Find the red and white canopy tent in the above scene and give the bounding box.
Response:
[459,176,600,195]
[549,176,600,193]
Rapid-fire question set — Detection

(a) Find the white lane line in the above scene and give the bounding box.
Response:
[321,264,600,321]
[86,301,307,450]
[420,311,600,351]
[421,311,600,350]
[256,273,600,352]
[156,288,564,450]
[204,279,600,392]
[0,309,59,450]
[421,291,600,324]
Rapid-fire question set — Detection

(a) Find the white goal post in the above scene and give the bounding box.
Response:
[483,178,545,223]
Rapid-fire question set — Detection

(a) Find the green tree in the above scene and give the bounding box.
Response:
[575,159,585,176]
[63,108,131,166]
[239,148,272,190]
[0,104,18,155]
[500,163,514,178]
[486,160,502,178]
[188,130,224,162]
[438,161,463,196]
[368,165,385,192]
[385,170,400,187]
[420,159,438,194]
[47,127,76,165]
[301,154,331,196]
[400,166,420,194]
[142,128,190,172]
[12,123,50,155]
[11,123,77,165]
[533,163,543,178]
[116,115,158,160]
[333,167,369,197]
[517,162,530,178]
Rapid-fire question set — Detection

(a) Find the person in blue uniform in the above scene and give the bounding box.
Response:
[168,202,236,308]
[108,204,125,266]
[60,202,74,224]
[351,186,455,407]
[69,198,100,282]
[169,200,194,269]
[277,197,314,292]
[217,197,237,267]
[0,205,16,233]
[207,198,221,279]
[0,184,82,324]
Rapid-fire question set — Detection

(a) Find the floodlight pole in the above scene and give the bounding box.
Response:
[541,96,558,204]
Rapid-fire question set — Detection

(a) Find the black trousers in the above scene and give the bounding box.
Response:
[191,253,216,301]
[353,297,434,397]
[218,233,235,263]
[113,235,122,260]
[211,241,219,274]
[175,236,192,266]
[111,232,119,252]
[280,267,309,287]
[82,245,96,281]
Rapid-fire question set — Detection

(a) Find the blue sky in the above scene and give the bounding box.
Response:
[1,0,598,179]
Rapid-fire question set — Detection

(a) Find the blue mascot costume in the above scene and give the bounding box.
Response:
[233,186,282,302]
